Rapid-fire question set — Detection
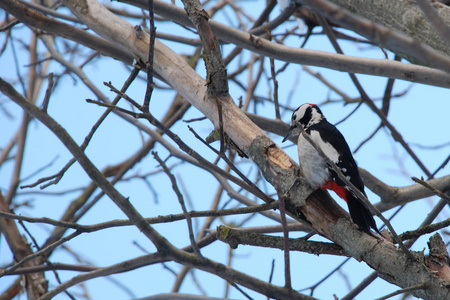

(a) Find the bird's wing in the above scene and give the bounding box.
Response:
[308,122,366,193]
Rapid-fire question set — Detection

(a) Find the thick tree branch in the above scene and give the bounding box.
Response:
[326,0,450,59]
[4,0,450,87]
[297,0,450,71]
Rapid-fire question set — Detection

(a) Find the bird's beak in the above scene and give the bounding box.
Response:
[282,125,296,143]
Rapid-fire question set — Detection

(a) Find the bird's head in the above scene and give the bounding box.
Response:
[282,103,324,142]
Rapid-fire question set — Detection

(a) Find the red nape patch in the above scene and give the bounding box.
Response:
[321,181,348,202]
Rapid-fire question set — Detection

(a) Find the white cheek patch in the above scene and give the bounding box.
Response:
[307,110,323,128]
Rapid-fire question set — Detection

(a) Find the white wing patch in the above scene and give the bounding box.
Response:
[309,131,340,163]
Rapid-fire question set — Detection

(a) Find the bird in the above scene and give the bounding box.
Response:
[282,103,379,233]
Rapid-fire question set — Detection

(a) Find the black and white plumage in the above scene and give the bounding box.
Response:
[282,103,378,233]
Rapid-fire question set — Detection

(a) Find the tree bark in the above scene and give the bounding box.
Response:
[326,0,450,58]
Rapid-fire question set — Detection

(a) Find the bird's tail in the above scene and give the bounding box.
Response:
[346,194,379,234]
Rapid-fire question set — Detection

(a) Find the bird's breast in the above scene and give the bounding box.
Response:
[297,130,340,188]
[298,136,328,188]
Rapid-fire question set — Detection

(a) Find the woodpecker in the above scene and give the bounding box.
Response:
[282,103,378,233]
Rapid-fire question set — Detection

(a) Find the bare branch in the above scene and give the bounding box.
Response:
[298,0,450,71]
[411,176,450,202]
[217,225,348,257]
[121,0,450,88]
[142,0,156,112]
[0,76,175,258]
[325,0,450,58]
[152,151,204,260]
[374,282,429,300]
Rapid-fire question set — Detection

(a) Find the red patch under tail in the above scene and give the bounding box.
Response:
[321,181,348,202]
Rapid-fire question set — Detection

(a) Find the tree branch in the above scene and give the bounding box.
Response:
[217,225,348,256]
[119,0,450,88]
[299,0,450,70]
[326,0,450,59]
[0,76,176,259]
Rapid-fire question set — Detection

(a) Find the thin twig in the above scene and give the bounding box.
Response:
[172,175,227,292]
[142,0,157,112]
[264,161,291,289]
[374,282,429,300]
[41,72,54,113]
[0,202,279,235]
[333,102,363,127]
[104,81,142,108]
[353,123,382,154]
[187,125,271,202]
[302,65,353,104]
[88,84,273,203]
[0,19,21,31]
[227,281,254,300]
[270,57,280,120]
[278,195,291,288]
[265,28,281,120]
[432,154,450,178]
[1,262,99,275]
[21,67,142,189]
[354,57,398,153]
[400,217,450,241]
[411,177,450,202]
[152,151,204,261]
[299,257,351,294]
[341,272,378,300]
[0,231,82,277]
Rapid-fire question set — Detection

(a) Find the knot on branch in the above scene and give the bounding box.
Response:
[203,49,229,97]
[134,25,145,40]
[425,233,450,283]
[217,225,238,249]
